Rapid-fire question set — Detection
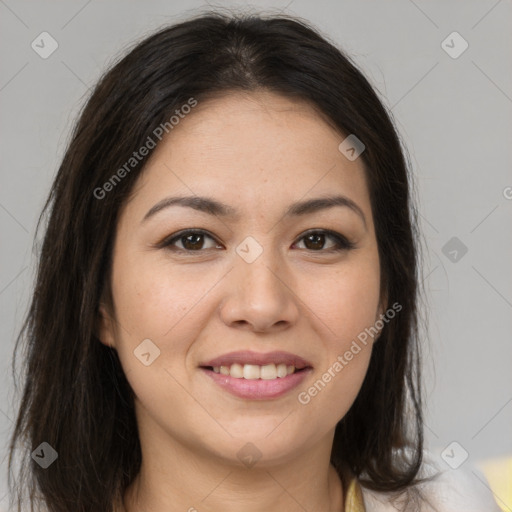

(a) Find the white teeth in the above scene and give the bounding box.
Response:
[243,364,260,380]
[230,363,244,379]
[211,363,298,379]
[276,363,288,378]
[260,364,277,380]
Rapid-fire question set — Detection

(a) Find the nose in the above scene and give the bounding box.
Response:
[218,251,300,333]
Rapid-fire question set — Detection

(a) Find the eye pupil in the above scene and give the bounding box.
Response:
[183,233,203,250]
[304,233,325,250]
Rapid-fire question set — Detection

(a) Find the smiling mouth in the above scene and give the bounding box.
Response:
[201,363,309,380]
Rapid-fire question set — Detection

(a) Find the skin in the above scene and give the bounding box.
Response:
[99,90,385,512]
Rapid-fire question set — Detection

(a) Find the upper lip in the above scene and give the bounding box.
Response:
[200,350,312,369]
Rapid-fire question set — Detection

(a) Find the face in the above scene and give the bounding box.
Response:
[99,90,384,468]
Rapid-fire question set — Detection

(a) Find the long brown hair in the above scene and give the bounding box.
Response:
[8,10,425,511]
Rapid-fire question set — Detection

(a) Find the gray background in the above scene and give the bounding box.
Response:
[1,0,511,509]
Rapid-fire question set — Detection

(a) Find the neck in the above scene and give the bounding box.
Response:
[122,425,344,512]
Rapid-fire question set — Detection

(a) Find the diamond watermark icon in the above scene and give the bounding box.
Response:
[441,32,468,59]
[441,441,469,469]
[31,442,58,469]
[236,236,263,264]
[338,134,365,161]
[134,338,161,366]
[237,442,262,468]
[31,32,59,59]
[442,236,468,263]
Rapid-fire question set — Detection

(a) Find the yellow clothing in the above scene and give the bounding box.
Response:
[477,456,512,512]
[344,476,366,511]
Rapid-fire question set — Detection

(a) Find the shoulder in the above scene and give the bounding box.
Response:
[360,452,502,512]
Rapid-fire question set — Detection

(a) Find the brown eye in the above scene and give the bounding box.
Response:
[293,230,355,252]
[303,232,328,250]
[180,233,206,250]
[161,230,221,252]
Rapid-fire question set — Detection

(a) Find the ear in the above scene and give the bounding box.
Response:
[374,291,389,342]
[96,302,117,349]
[376,289,388,320]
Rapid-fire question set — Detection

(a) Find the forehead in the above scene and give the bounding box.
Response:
[125,90,373,226]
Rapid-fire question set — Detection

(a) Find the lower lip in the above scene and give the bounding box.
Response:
[201,368,312,400]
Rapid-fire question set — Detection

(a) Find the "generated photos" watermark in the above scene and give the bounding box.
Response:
[297,301,402,405]
[93,97,197,200]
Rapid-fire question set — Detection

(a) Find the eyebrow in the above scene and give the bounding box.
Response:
[142,194,367,228]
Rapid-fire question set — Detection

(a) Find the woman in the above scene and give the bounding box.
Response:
[7,10,499,512]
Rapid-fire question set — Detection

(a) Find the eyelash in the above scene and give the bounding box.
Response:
[158,228,355,254]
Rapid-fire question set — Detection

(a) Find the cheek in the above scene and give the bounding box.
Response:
[111,253,207,338]
[108,258,206,416]
[109,252,235,399]
[107,253,200,384]
[292,253,380,424]
[307,253,381,349]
